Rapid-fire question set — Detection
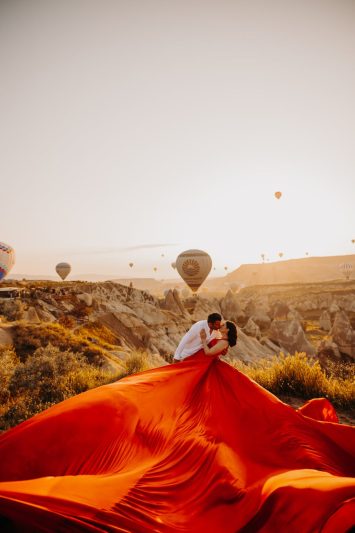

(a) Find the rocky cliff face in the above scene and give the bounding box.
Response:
[0,282,277,365]
[235,280,355,363]
[1,280,354,367]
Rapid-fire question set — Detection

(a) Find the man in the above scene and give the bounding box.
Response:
[173,313,223,362]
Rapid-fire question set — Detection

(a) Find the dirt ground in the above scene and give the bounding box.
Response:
[279,394,354,426]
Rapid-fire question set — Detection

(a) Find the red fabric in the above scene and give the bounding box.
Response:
[297,397,340,423]
[0,345,354,532]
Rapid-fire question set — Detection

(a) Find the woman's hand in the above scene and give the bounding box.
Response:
[200,329,207,342]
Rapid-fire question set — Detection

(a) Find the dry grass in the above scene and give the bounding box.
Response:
[304,320,328,346]
[124,352,152,374]
[0,345,156,431]
[11,322,110,365]
[77,322,120,348]
[1,338,353,431]
[227,352,354,409]
[0,344,115,430]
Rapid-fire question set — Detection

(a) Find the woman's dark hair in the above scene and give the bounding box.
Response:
[226,321,237,347]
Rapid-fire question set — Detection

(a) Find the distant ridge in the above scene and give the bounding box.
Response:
[225,254,355,286]
[6,254,355,288]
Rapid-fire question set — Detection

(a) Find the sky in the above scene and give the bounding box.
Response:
[1,0,354,279]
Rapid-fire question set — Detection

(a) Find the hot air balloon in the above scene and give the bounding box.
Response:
[153,267,158,272]
[305,252,309,256]
[339,263,353,280]
[274,191,282,200]
[261,254,266,263]
[129,262,134,268]
[56,262,71,281]
[171,262,177,269]
[278,252,283,258]
[0,242,15,281]
[224,266,228,271]
[176,249,212,293]
[352,239,355,244]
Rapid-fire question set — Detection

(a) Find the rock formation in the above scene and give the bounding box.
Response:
[319,310,332,332]
[220,290,244,322]
[251,309,271,330]
[330,311,355,359]
[317,339,341,367]
[243,318,261,339]
[269,318,316,356]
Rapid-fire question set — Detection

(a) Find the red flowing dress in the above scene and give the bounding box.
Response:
[0,341,354,532]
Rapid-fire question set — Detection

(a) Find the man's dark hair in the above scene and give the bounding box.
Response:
[226,321,237,347]
[207,313,222,324]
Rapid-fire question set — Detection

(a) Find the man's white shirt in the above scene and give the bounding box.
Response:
[174,320,219,360]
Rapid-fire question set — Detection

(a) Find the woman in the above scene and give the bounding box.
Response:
[0,324,354,532]
[200,320,237,357]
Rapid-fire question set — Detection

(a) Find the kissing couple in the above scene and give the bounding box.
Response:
[173,313,237,362]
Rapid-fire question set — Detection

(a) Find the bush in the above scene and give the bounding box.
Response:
[124,352,150,375]
[228,353,355,409]
[11,322,108,365]
[77,322,121,348]
[0,347,19,403]
[58,315,77,329]
[0,344,120,430]
[0,300,25,321]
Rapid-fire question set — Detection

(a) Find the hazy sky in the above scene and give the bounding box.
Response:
[1,0,354,278]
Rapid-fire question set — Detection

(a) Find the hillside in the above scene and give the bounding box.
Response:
[225,254,355,286]
[0,279,354,429]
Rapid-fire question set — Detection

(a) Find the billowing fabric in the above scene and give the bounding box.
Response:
[0,347,354,532]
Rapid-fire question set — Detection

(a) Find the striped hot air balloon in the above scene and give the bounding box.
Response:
[176,249,212,293]
[0,242,15,281]
[339,263,353,280]
[56,262,71,281]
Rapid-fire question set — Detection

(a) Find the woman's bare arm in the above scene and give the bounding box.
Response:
[200,329,228,356]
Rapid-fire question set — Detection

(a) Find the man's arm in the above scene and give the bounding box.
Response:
[174,321,203,357]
